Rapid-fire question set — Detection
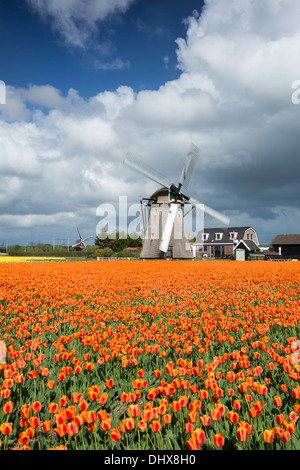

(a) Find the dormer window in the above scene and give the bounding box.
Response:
[215,233,223,240]
[230,232,237,240]
[202,233,209,241]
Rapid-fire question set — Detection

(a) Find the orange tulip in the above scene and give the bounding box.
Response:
[72,392,83,403]
[289,411,298,422]
[141,408,153,422]
[1,389,11,399]
[104,378,114,389]
[110,426,122,442]
[193,428,205,445]
[67,421,79,436]
[150,420,162,432]
[212,433,225,448]
[263,429,275,444]
[233,399,241,411]
[277,429,291,443]
[59,396,68,407]
[21,404,31,420]
[74,414,84,427]
[97,393,108,405]
[48,402,59,414]
[42,420,52,432]
[46,380,56,390]
[137,420,147,432]
[128,404,140,418]
[273,395,282,407]
[100,418,112,431]
[276,414,286,425]
[97,410,108,422]
[210,408,221,421]
[237,426,248,442]
[54,423,68,438]
[248,407,260,419]
[188,411,198,423]
[78,400,88,411]
[187,435,199,450]
[0,423,13,436]
[65,406,76,421]
[17,431,31,446]
[200,415,211,426]
[227,411,239,424]
[170,401,181,412]
[198,389,209,400]
[185,422,194,433]
[3,401,13,414]
[32,401,42,413]
[82,410,96,424]
[162,414,172,424]
[178,395,189,407]
[28,416,39,429]
[283,420,296,434]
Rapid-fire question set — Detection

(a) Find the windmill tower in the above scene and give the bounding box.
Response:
[124,144,229,259]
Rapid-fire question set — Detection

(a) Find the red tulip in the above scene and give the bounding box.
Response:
[212,433,225,448]
[187,435,199,450]
[237,427,248,442]
[263,429,275,444]
[110,426,122,442]
[150,420,161,432]
[0,423,13,436]
[2,401,13,414]
[227,411,239,424]
[32,401,42,413]
[17,431,31,446]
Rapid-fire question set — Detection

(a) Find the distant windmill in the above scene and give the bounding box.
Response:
[124,144,229,259]
[72,227,93,251]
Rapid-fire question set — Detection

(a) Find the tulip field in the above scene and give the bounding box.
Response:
[0,259,300,450]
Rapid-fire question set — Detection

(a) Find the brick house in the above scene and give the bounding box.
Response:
[193,226,260,258]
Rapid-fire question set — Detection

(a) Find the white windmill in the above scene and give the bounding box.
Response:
[124,144,229,259]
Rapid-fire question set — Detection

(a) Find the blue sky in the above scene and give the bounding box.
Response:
[0,0,204,96]
[0,0,300,248]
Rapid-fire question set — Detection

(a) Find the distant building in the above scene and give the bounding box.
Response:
[271,234,300,259]
[193,226,260,259]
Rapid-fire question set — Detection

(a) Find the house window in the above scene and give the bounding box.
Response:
[215,233,223,240]
[202,233,209,241]
[230,232,237,240]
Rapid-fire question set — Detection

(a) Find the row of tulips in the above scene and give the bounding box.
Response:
[0,259,300,450]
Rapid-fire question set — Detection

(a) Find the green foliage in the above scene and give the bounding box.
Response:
[95,231,142,253]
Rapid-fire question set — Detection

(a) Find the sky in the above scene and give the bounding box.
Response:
[0,0,300,247]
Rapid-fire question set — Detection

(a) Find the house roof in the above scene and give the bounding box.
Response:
[234,239,260,252]
[271,234,300,245]
[195,226,254,244]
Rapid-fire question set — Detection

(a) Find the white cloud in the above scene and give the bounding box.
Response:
[0,212,76,229]
[26,0,136,48]
[176,2,300,109]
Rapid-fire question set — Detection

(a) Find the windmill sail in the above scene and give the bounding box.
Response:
[188,196,230,226]
[124,153,171,188]
[179,144,200,190]
[159,204,178,253]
